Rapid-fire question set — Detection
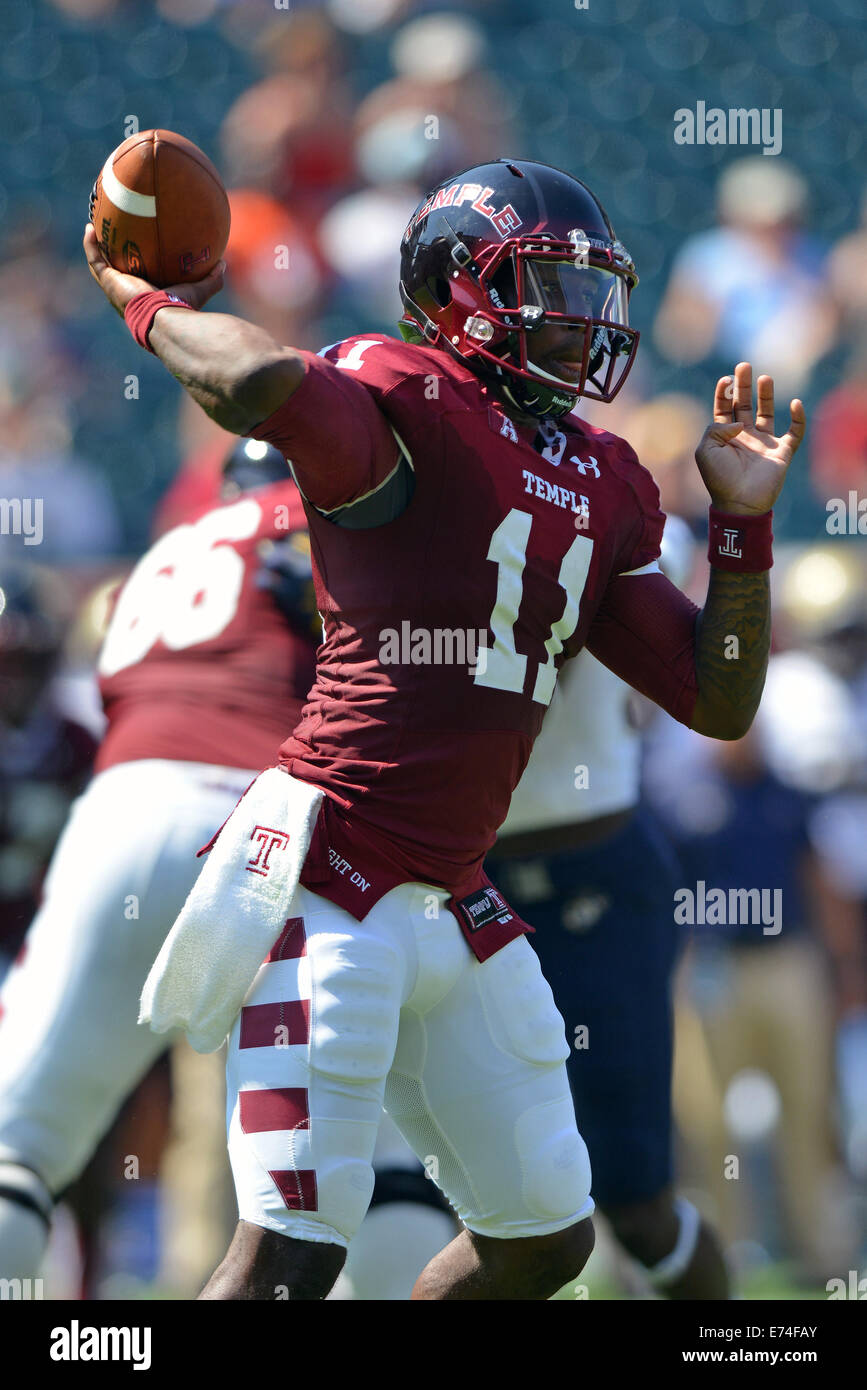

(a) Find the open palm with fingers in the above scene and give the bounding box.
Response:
[695,361,806,516]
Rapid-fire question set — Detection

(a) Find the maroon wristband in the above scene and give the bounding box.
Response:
[124,290,194,353]
[707,506,774,572]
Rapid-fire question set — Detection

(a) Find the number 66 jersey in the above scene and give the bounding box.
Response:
[96,480,316,775]
[249,334,702,956]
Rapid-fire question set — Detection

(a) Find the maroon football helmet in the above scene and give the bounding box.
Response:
[399,158,639,418]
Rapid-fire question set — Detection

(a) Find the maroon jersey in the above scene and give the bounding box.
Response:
[96,482,316,774]
[250,335,700,958]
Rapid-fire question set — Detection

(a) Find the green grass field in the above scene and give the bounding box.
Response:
[553,1263,829,1301]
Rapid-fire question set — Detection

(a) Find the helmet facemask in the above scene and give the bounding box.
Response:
[460,235,638,415]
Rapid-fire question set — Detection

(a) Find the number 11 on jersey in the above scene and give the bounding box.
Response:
[473,508,594,706]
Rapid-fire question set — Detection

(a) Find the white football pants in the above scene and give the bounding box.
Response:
[227,881,594,1247]
[0,758,257,1195]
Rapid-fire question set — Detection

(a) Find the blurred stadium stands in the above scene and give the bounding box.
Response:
[0,0,865,547]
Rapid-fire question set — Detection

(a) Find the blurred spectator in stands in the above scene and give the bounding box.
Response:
[316,11,517,332]
[355,12,516,174]
[46,0,118,17]
[158,182,329,527]
[776,549,867,1187]
[317,176,418,330]
[810,351,867,506]
[0,565,96,977]
[219,11,354,222]
[0,248,83,408]
[809,781,867,1186]
[653,158,836,399]
[621,393,713,539]
[647,550,867,1272]
[224,188,328,344]
[0,401,122,563]
[316,107,464,330]
[323,0,496,40]
[759,615,867,1200]
[828,186,867,360]
[0,248,122,562]
[656,718,854,1282]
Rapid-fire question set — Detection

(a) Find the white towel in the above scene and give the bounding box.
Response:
[139,768,324,1053]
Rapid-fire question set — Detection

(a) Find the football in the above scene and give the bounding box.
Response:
[89,129,230,288]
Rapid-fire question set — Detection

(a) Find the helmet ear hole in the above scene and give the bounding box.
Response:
[415,274,452,318]
[429,275,452,308]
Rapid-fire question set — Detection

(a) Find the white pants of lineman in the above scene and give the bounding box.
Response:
[0,758,258,1194]
[227,882,594,1246]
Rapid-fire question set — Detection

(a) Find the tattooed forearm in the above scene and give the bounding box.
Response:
[691,567,771,740]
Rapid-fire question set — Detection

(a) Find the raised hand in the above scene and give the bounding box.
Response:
[695,361,806,516]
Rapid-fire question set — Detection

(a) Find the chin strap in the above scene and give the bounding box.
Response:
[500,378,575,421]
[644,1197,702,1288]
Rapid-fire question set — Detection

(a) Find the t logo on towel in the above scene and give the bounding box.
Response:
[247,826,291,877]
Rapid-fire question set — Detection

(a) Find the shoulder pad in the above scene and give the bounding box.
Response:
[570,416,662,518]
[317,334,479,404]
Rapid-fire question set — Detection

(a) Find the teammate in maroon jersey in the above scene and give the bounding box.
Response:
[84,158,805,1301]
[0,442,317,1286]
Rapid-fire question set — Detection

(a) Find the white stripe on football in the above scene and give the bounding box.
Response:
[101,157,157,217]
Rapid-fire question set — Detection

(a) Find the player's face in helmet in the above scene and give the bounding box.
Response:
[500,256,631,390]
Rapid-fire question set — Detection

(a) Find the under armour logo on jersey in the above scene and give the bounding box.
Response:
[570,454,601,478]
[246,826,291,877]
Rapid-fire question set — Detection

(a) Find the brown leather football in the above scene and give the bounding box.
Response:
[89,129,230,288]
